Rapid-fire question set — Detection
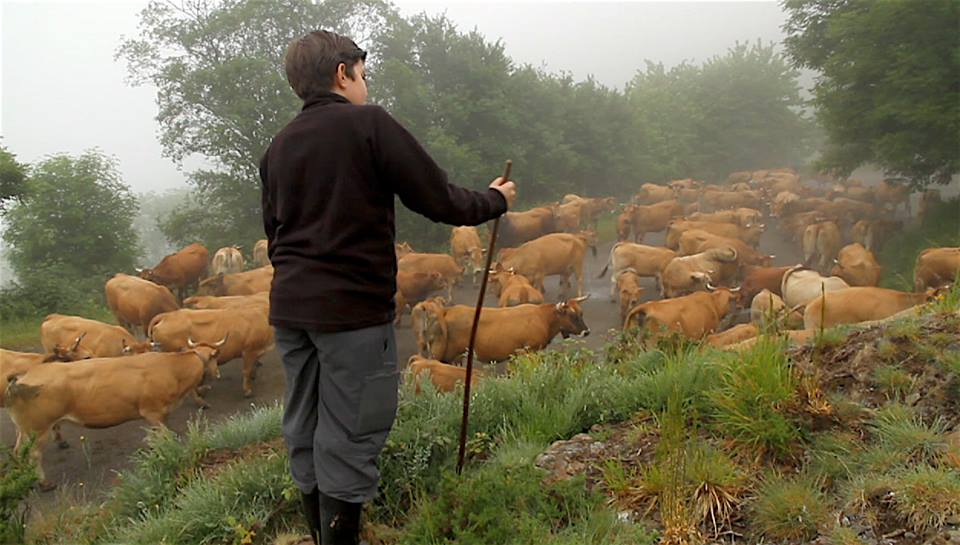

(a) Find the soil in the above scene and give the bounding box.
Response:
[0,226,806,517]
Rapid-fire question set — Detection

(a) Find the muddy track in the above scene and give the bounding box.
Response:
[2,228,804,511]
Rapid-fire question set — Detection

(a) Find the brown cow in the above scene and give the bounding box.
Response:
[849,219,902,253]
[184,292,270,310]
[633,183,675,204]
[700,190,763,212]
[598,242,677,300]
[0,345,93,406]
[803,287,935,330]
[395,242,415,259]
[138,243,209,303]
[705,323,759,348]
[4,339,224,487]
[397,253,463,300]
[499,206,557,248]
[488,266,545,307]
[688,208,762,228]
[623,288,739,341]
[628,200,684,242]
[614,268,645,323]
[780,266,851,309]
[211,246,245,276]
[678,229,774,267]
[105,273,179,338]
[198,265,274,296]
[395,271,449,325]
[149,305,272,398]
[659,247,739,298]
[555,200,585,232]
[40,314,152,358]
[914,247,960,291]
[739,265,793,304]
[665,220,763,249]
[450,226,486,284]
[253,239,270,268]
[417,297,590,363]
[497,232,592,298]
[578,196,616,229]
[411,297,447,357]
[802,221,842,274]
[406,355,480,394]
[616,205,636,241]
[750,289,803,329]
[831,243,881,287]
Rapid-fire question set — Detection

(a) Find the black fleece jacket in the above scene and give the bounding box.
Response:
[259,92,506,331]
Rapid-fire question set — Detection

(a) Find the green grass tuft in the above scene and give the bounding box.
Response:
[750,473,828,541]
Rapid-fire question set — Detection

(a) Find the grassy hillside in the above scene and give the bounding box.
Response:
[14,289,960,545]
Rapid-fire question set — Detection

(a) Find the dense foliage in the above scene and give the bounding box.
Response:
[783,0,960,187]
[0,142,28,212]
[119,0,811,251]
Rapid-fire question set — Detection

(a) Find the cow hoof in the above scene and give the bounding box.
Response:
[39,480,57,492]
[57,440,70,450]
[243,391,253,399]
[198,403,210,411]
[196,385,212,396]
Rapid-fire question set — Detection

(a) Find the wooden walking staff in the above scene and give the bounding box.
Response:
[457,159,512,475]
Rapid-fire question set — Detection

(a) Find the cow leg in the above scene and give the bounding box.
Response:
[610,278,617,302]
[23,429,53,490]
[575,265,584,297]
[53,423,69,449]
[193,387,210,409]
[241,352,257,398]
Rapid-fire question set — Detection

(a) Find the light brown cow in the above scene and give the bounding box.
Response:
[577,196,616,229]
[688,208,762,228]
[497,232,593,298]
[623,288,739,340]
[395,242,415,259]
[616,206,635,241]
[803,287,935,330]
[705,323,759,348]
[659,247,739,298]
[633,183,675,204]
[407,355,480,394]
[750,289,803,329]
[700,190,763,212]
[598,242,677,300]
[211,246,245,276]
[253,239,270,268]
[771,191,801,217]
[40,314,152,358]
[183,292,270,310]
[780,211,830,242]
[499,206,557,248]
[724,330,814,352]
[488,266,545,307]
[627,200,684,242]
[417,297,590,363]
[665,220,763,249]
[411,297,447,357]
[780,266,851,309]
[398,253,463,300]
[138,243,210,303]
[4,339,224,486]
[0,345,92,406]
[849,220,902,253]
[831,243,882,287]
[198,265,274,296]
[149,305,272,398]
[555,200,585,232]
[614,268,645,323]
[678,229,774,267]
[802,221,842,274]
[105,273,179,338]
[914,247,960,291]
[395,271,448,325]
[450,226,486,284]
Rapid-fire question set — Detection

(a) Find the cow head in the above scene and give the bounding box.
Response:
[395,242,414,259]
[45,333,94,362]
[187,335,228,379]
[555,294,590,339]
[197,273,226,296]
[577,230,599,257]
[705,284,742,313]
[121,337,153,355]
[137,267,155,282]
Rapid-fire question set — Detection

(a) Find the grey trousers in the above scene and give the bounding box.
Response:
[274,323,399,503]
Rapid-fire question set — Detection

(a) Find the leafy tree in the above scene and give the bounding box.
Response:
[2,150,140,280]
[0,142,28,212]
[117,0,399,249]
[783,0,960,187]
[135,188,193,265]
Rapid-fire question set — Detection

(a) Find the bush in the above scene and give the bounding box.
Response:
[878,197,960,290]
[750,473,828,541]
[0,440,39,544]
[0,264,105,321]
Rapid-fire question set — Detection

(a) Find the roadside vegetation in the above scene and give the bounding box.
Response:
[14,286,958,545]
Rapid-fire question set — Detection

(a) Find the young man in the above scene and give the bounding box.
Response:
[259,30,516,545]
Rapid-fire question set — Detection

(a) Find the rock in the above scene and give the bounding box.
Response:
[906,392,921,405]
[535,434,604,483]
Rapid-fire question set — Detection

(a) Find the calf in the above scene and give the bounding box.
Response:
[750,289,803,329]
[614,269,645,324]
[803,287,935,330]
[624,288,739,341]
[398,253,463,300]
[450,226,486,284]
[406,355,480,394]
[705,323,759,348]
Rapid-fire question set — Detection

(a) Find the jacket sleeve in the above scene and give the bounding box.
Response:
[258,149,280,258]
[369,106,507,226]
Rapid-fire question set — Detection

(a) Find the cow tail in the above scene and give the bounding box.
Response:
[623,306,646,331]
[598,243,619,278]
[147,315,164,341]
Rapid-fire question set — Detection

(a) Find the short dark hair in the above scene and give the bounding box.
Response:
[284,30,367,100]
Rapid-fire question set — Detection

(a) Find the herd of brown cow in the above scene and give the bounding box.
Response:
[2,170,957,487]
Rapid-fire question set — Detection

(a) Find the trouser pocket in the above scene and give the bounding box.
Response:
[352,369,400,437]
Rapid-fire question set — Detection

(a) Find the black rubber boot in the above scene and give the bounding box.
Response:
[300,488,322,545]
[318,492,364,545]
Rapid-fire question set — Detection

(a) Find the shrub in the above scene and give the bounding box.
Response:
[0,440,39,545]
[889,465,960,533]
[869,404,947,465]
[750,473,828,541]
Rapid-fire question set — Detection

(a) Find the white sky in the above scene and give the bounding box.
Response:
[1,0,791,194]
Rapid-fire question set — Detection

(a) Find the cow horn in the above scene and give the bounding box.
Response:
[706,282,717,291]
[187,337,198,348]
[729,286,741,292]
[768,254,776,259]
[71,332,87,350]
[135,267,143,273]
[555,302,565,311]
[215,334,229,347]
[573,294,590,302]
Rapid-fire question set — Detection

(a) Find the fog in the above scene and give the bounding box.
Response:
[2,0,791,194]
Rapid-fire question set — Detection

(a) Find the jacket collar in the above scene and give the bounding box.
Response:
[302,91,351,111]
